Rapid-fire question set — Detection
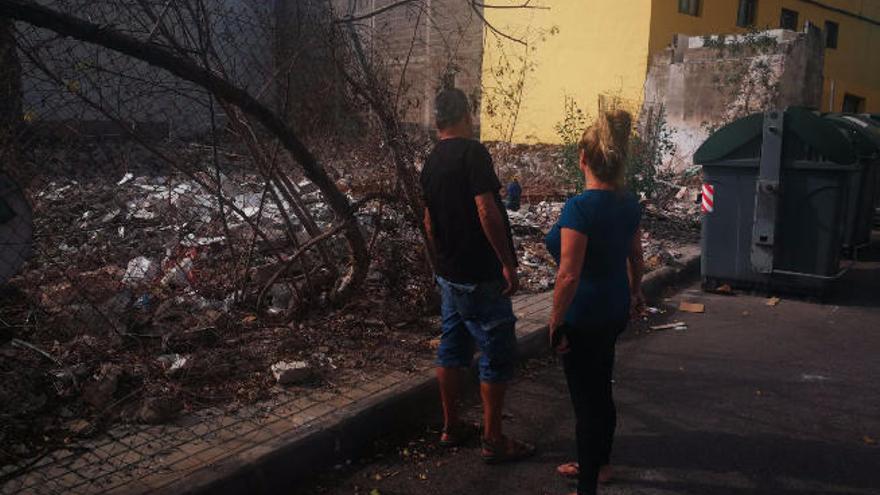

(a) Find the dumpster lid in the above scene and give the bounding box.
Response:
[824,114,880,155]
[695,107,857,165]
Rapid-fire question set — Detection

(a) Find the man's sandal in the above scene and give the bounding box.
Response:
[480,436,536,464]
[439,422,478,448]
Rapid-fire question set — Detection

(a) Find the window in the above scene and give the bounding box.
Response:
[780,8,799,30]
[825,21,839,49]
[842,94,865,113]
[737,0,758,27]
[679,0,700,17]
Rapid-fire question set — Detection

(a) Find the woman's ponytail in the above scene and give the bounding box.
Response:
[579,110,632,189]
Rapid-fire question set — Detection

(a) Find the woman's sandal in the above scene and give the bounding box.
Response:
[480,435,536,464]
[556,462,614,484]
[438,422,478,448]
[556,462,579,478]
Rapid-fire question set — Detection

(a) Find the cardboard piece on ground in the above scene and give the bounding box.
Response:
[766,297,781,307]
[679,302,705,314]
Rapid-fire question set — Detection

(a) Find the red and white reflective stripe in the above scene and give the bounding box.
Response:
[702,184,715,213]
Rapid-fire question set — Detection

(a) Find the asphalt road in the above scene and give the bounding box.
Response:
[299,247,880,495]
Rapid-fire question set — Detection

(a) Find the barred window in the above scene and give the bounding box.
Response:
[737,0,758,27]
[678,0,700,17]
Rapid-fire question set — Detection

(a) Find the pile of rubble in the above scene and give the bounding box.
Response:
[508,202,564,292]
[507,193,701,293]
[0,157,439,468]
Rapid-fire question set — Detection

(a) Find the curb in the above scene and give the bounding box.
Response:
[163,252,702,495]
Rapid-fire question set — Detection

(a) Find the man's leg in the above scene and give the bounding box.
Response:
[480,381,507,442]
[435,278,475,441]
[437,367,467,432]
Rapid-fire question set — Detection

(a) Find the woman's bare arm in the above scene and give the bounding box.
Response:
[627,227,646,315]
[550,228,588,350]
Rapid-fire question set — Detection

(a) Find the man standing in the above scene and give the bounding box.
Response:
[420,88,534,463]
[505,176,522,212]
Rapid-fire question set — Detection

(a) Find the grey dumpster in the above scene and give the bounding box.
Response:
[694,108,858,296]
[824,114,880,253]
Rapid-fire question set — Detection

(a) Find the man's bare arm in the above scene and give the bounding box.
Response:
[475,193,517,267]
[423,207,437,267]
[475,192,518,295]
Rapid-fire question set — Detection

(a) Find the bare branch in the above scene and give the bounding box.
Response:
[334,0,423,24]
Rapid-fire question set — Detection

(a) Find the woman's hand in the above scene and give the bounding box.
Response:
[630,290,646,319]
[549,318,571,355]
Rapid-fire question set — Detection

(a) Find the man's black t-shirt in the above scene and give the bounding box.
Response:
[420,138,515,283]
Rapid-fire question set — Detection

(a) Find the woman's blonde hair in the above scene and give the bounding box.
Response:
[578,110,633,189]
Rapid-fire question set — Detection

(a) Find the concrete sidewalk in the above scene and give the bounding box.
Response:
[304,252,880,495]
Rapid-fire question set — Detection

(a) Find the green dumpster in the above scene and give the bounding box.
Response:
[824,114,880,253]
[695,107,858,295]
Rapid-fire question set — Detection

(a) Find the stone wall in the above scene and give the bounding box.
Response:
[643,28,825,170]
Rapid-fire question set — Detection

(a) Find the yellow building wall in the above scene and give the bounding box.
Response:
[479,0,653,143]
[648,0,880,113]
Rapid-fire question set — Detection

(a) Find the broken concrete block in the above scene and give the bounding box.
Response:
[271,360,312,386]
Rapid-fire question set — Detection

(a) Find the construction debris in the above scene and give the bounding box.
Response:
[271,360,313,386]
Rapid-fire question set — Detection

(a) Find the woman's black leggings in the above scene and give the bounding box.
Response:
[562,324,622,495]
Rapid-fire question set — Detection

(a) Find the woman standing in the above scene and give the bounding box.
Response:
[544,110,645,495]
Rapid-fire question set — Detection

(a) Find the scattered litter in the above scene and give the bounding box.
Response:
[160,258,195,287]
[266,284,293,316]
[864,436,877,446]
[428,338,441,350]
[117,173,134,186]
[122,256,158,286]
[708,284,735,295]
[650,322,687,331]
[646,307,662,314]
[801,374,831,382]
[271,361,312,385]
[766,297,781,307]
[679,302,705,314]
[157,354,188,374]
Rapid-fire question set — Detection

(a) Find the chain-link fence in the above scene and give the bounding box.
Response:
[1,1,444,489]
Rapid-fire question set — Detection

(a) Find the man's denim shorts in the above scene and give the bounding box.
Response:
[435,276,518,383]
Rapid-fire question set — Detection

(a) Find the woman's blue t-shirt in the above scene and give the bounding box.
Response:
[544,190,642,329]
